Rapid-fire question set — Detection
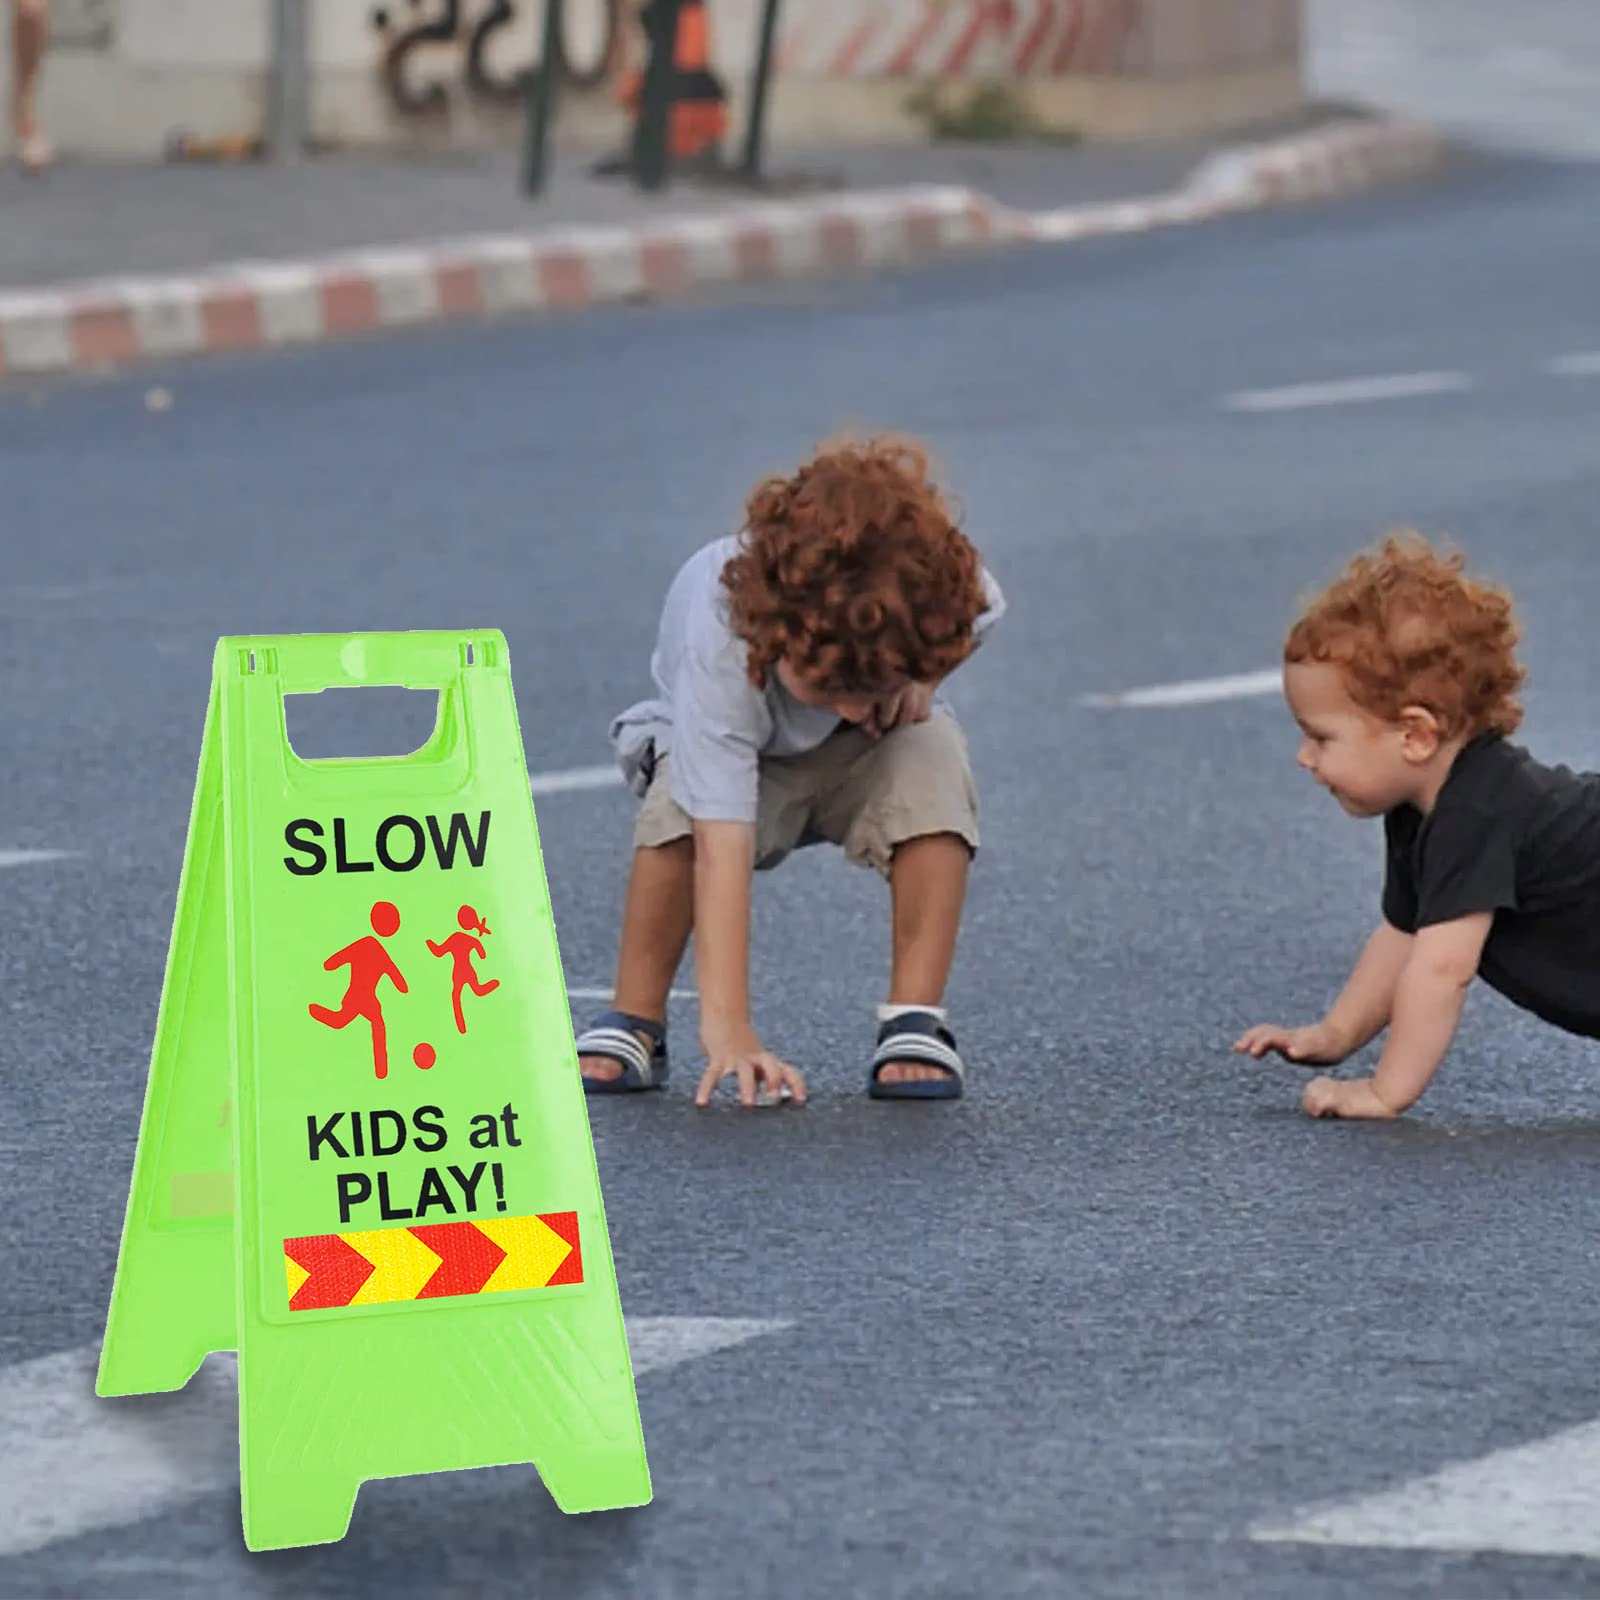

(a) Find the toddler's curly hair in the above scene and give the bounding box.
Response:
[1285,531,1527,737]
[721,436,991,693]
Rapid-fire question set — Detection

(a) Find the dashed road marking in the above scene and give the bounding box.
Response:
[0,849,75,869]
[0,1318,792,1558]
[1080,668,1281,708]
[1251,1416,1600,1558]
[1548,351,1600,377]
[529,764,624,796]
[1223,371,1474,412]
[567,987,697,1002]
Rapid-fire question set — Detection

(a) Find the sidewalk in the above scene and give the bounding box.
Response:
[0,104,1446,377]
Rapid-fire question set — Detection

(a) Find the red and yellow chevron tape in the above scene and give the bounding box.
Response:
[283,1212,583,1311]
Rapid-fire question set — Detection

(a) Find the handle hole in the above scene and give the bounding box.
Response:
[283,688,441,761]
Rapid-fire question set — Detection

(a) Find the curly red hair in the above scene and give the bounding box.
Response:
[1285,531,1527,737]
[720,436,991,693]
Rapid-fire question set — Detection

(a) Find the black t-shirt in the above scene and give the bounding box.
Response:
[1383,734,1600,1039]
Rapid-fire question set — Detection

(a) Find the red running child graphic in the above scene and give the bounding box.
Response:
[428,904,500,1035]
[309,900,409,1079]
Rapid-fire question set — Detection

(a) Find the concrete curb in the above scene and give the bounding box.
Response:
[0,119,1446,381]
[1007,116,1447,242]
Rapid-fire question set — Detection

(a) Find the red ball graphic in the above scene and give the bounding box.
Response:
[414,1042,436,1070]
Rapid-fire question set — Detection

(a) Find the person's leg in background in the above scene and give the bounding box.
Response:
[10,0,51,171]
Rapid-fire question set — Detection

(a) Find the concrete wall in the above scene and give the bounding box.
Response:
[758,0,1304,143]
[8,0,1303,160]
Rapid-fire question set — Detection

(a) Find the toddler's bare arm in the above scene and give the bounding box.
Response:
[1323,920,1415,1054]
[1235,921,1412,1064]
[1304,914,1491,1119]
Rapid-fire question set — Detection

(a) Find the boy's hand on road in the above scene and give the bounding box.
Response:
[695,1020,808,1108]
[1232,1020,1349,1066]
[1302,1075,1399,1120]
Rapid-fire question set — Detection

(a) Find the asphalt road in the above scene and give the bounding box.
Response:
[2,145,1599,1597]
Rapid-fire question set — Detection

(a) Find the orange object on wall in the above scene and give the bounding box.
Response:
[615,0,729,160]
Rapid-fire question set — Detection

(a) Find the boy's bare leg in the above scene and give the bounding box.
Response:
[11,0,50,166]
[880,832,969,1085]
[579,839,694,1082]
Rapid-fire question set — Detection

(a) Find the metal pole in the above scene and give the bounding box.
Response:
[267,0,309,164]
[522,0,567,194]
[630,0,683,192]
[739,0,782,182]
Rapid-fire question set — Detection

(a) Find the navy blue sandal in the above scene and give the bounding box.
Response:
[868,1011,965,1101]
[576,1010,669,1094]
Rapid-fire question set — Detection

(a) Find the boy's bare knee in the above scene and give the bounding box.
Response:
[14,0,48,31]
[893,830,972,856]
[887,830,975,874]
[641,835,693,859]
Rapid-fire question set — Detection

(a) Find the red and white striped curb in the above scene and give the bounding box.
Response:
[1009,116,1447,242]
[0,119,1445,382]
[1183,115,1446,211]
[0,187,996,380]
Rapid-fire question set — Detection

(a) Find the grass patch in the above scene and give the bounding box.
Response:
[906,82,1082,144]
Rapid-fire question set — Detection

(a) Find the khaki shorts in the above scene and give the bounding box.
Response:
[633,711,980,880]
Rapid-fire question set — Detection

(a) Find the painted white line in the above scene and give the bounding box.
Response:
[2,1345,242,1560]
[1251,1416,1600,1558]
[567,987,697,1002]
[0,849,75,869]
[528,764,624,797]
[1080,667,1282,708]
[1223,371,1474,412]
[623,1315,789,1374]
[1548,351,1600,377]
[0,1316,791,1558]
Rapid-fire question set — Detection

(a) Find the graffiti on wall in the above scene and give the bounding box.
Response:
[370,0,623,116]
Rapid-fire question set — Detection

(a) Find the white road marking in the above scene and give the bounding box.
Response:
[1251,1416,1600,1558]
[0,849,74,869]
[624,1316,788,1373]
[1223,371,1474,412]
[528,764,624,797]
[1080,668,1282,709]
[567,987,697,1002]
[1548,351,1600,377]
[0,1317,792,1558]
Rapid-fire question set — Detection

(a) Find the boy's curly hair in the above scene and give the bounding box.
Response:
[1284,531,1527,737]
[721,436,991,694]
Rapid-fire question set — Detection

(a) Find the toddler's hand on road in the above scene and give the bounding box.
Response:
[1233,1020,1349,1066]
[1302,1075,1398,1120]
